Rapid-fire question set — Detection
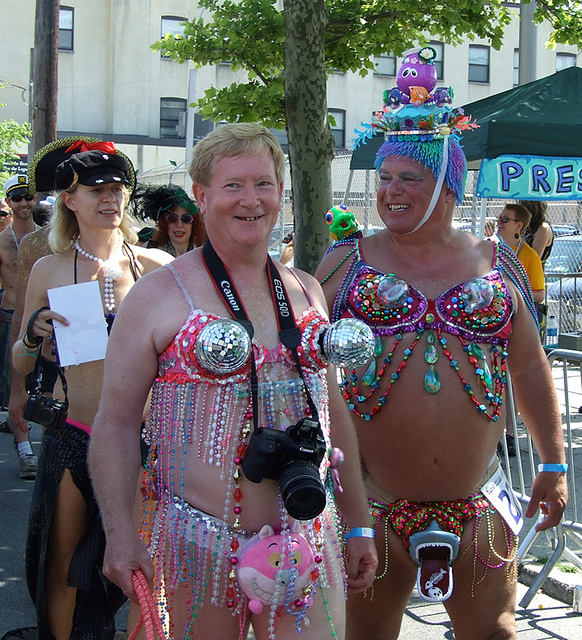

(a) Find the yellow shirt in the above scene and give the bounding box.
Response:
[512,241,545,292]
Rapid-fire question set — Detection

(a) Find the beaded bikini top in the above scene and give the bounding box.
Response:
[157,264,329,385]
[333,240,513,345]
[323,238,535,422]
[157,306,329,384]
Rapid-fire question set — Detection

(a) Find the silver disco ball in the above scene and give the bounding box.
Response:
[195,319,252,375]
[321,318,375,368]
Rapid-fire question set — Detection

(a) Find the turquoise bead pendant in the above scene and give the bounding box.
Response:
[423,331,441,393]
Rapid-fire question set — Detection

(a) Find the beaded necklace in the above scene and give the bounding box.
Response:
[162,240,193,257]
[201,240,327,628]
[74,234,124,311]
[10,221,38,251]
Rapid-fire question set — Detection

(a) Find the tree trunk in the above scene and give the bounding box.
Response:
[284,0,334,274]
[30,0,60,157]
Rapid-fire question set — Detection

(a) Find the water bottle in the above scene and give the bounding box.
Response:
[547,315,558,346]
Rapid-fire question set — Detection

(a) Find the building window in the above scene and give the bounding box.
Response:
[59,6,74,51]
[373,54,396,77]
[328,109,345,149]
[161,16,186,58]
[428,42,444,80]
[160,98,186,138]
[513,49,519,86]
[270,129,288,153]
[468,45,490,83]
[556,52,576,71]
[194,113,214,142]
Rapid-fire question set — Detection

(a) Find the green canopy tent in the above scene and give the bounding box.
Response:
[458,67,582,235]
[345,68,582,232]
[342,133,383,217]
[459,66,582,164]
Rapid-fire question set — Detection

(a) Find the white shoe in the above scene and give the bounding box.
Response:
[19,453,38,480]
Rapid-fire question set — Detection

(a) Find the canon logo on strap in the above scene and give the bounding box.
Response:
[220,280,240,311]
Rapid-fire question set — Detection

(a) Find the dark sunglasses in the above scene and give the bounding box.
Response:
[165,213,194,224]
[9,194,35,203]
[0,211,11,217]
[498,215,519,224]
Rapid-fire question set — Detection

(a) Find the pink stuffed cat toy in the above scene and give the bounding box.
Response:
[236,523,316,614]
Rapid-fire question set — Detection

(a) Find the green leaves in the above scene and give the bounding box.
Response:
[150,1,580,129]
[533,0,582,47]
[196,78,286,129]
[0,85,31,190]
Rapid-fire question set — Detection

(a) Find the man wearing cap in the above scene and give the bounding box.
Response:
[317,51,567,639]
[0,201,13,298]
[0,174,38,479]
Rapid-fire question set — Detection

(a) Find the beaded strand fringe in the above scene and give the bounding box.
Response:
[140,365,344,639]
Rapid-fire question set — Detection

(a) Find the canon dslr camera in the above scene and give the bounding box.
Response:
[24,394,67,428]
[242,417,327,520]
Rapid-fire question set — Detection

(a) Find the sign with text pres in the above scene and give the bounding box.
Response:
[475,154,582,201]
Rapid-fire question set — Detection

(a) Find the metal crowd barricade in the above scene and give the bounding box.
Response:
[500,349,582,608]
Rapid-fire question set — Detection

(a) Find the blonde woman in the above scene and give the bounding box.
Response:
[13,142,172,640]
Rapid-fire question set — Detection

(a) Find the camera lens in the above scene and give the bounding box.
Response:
[38,406,55,426]
[279,463,326,520]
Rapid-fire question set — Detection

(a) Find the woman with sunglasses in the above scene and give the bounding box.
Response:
[135,184,206,257]
[494,204,547,456]
[495,203,545,304]
[12,141,173,640]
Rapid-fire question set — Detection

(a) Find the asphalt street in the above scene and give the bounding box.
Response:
[1,408,581,639]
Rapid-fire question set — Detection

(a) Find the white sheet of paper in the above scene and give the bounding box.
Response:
[47,281,109,366]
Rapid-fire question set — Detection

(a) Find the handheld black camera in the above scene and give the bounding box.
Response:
[24,394,68,428]
[242,417,327,520]
[23,334,68,429]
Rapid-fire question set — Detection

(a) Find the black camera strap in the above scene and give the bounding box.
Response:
[29,343,69,412]
[201,240,319,434]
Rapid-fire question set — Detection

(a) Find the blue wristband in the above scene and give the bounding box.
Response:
[537,463,568,473]
[344,527,375,540]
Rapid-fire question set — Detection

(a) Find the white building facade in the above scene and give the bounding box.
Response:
[2,0,580,185]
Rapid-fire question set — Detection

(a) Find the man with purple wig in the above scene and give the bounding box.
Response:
[316,48,568,639]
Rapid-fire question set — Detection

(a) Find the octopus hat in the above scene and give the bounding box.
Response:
[355,47,478,233]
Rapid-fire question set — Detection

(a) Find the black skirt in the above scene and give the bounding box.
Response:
[26,423,126,640]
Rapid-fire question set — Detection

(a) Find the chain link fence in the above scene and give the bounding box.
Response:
[135,153,582,232]
[135,153,582,337]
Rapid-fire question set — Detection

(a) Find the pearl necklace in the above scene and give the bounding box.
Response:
[74,237,124,311]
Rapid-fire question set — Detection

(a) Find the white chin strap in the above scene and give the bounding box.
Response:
[406,135,449,235]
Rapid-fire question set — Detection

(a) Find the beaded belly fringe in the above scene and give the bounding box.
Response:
[141,487,345,637]
[140,373,345,637]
